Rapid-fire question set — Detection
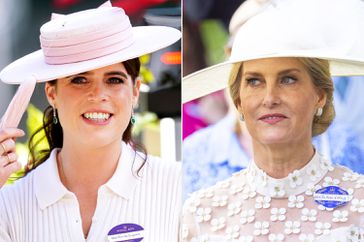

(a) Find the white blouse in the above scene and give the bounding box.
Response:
[182,152,364,242]
[0,142,181,242]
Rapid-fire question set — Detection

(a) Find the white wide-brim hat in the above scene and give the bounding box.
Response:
[183,0,364,103]
[0,1,181,84]
[0,1,180,129]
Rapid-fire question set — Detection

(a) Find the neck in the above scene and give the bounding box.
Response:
[58,139,122,191]
[252,139,315,179]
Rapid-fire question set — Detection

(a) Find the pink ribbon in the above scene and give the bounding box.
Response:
[40,1,134,65]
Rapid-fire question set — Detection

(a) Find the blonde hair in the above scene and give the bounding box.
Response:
[228,58,335,137]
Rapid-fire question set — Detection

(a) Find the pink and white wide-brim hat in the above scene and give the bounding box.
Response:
[183,0,364,103]
[0,1,181,84]
[0,1,180,129]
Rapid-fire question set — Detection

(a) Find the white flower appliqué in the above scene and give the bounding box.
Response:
[270,184,285,198]
[288,195,304,208]
[253,221,269,236]
[332,210,348,223]
[187,197,201,213]
[211,195,228,207]
[305,183,322,196]
[255,196,271,209]
[284,221,301,234]
[322,176,340,187]
[342,172,360,182]
[350,199,364,213]
[240,209,255,224]
[301,208,317,222]
[225,225,240,239]
[196,207,212,223]
[210,217,226,232]
[288,170,303,188]
[314,222,331,235]
[270,208,286,222]
[306,165,321,181]
[241,186,257,200]
[227,201,242,216]
[268,233,284,242]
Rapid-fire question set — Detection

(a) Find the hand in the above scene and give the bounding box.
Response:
[0,128,25,188]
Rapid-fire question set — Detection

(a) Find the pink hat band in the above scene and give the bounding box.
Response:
[39,5,135,65]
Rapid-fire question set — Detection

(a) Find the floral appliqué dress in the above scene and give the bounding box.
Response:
[182,152,364,242]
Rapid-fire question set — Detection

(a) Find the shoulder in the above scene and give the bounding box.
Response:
[184,170,244,212]
[146,153,182,172]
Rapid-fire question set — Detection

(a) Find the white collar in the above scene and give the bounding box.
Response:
[34,142,144,210]
[244,151,332,198]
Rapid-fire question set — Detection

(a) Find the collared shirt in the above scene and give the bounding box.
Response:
[0,142,181,242]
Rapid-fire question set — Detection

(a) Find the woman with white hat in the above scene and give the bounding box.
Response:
[0,2,181,241]
[182,0,364,241]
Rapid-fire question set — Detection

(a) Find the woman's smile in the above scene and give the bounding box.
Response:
[82,110,113,125]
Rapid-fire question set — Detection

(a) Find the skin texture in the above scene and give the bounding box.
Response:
[0,128,24,187]
[44,62,140,237]
[237,57,326,178]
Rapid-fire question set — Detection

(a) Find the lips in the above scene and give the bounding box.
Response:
[259,113,287,124]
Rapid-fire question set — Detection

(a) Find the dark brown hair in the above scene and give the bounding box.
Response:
[25,57,147,175]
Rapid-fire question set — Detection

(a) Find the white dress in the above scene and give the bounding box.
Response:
[182,152,364,242]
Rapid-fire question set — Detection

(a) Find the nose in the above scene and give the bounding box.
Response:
[262,83,281,108]
[87,82,108,102]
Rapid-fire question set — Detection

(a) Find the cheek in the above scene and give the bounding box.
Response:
[239,89,261,114]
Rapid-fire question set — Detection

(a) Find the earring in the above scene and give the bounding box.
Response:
[130,109,136,125]
[239,113,245,122]
[52,106,58,124]
[316,107,323,117]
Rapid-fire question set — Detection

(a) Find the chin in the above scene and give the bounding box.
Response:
[256,131,292,145]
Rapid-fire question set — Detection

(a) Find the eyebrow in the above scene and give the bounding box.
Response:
[243,68,302,77]
[65,71,128,79]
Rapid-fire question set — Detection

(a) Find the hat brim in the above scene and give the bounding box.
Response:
[0,26,181,84]
[182,54,364,103]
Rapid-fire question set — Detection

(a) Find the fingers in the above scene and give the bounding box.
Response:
[0,128,25,154]
[0,128,25,142]
[0,152,17,167]
[0,139,16,155]
[1,161,21,178]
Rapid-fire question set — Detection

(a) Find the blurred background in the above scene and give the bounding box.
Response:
[182,0,364,198]
[0,0,182,167]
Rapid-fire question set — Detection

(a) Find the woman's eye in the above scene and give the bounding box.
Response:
[108,77,125,84]
[281,76,297,84]
[246,78,261,86]
[70,76,87,84]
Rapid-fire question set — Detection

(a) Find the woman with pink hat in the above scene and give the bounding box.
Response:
[0,2,181,241]
[182,0,364,241]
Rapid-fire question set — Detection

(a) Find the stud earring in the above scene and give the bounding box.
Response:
[131,109,136,125]
[316,107,323,117]
[239,113,245,122]
[52,106,58,124]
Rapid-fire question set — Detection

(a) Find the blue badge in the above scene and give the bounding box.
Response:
[313,186,352,209]
[107,223,144,242]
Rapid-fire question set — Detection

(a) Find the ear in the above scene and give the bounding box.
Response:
[132,77,141,107]
[44,82,57,107]
[316,88,327,108]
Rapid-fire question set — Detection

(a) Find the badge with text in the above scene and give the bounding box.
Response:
[107,223,144,242]
[314,186,352,209]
